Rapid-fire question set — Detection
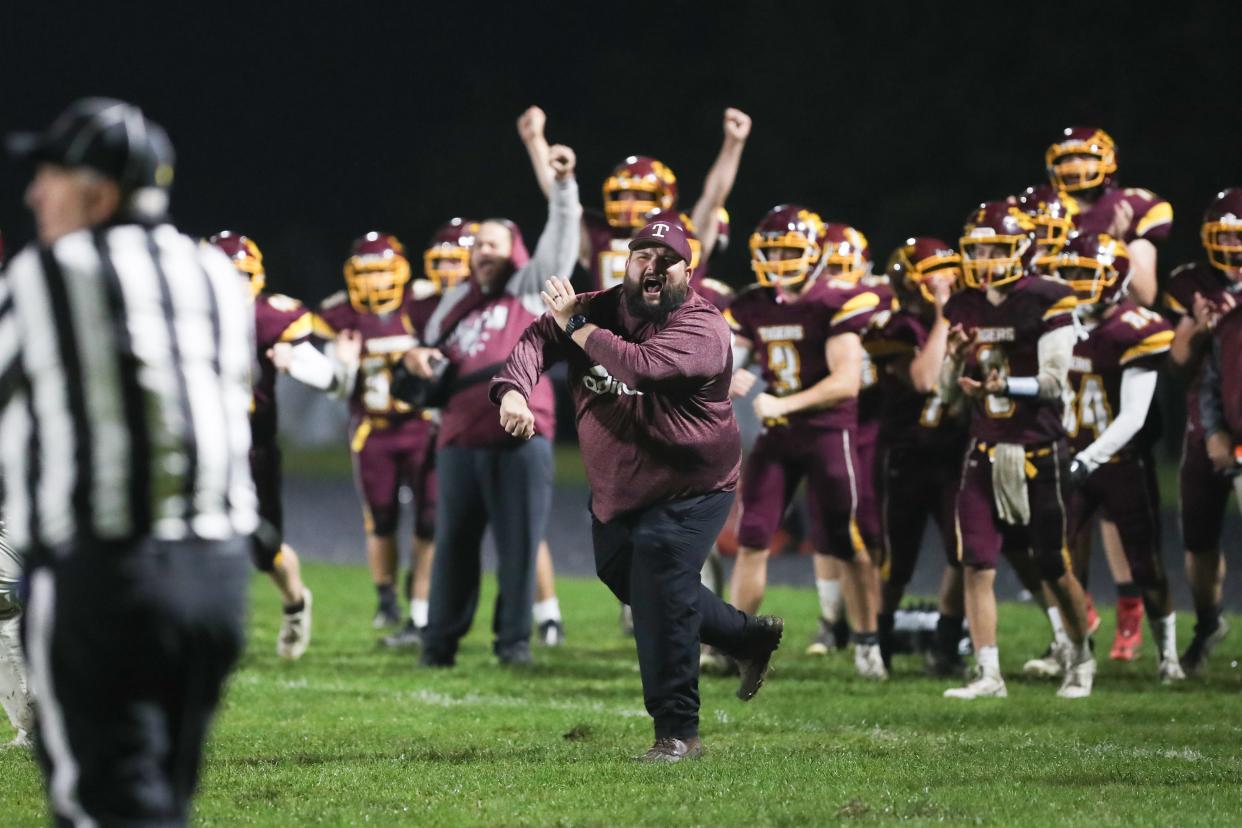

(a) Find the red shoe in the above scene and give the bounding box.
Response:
[1085,593,1101,636]
[1110,596,1144,661]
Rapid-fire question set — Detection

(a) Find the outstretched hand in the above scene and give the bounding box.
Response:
[541,276,584,330]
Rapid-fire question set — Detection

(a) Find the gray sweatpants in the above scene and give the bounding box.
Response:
[423,437,552,662]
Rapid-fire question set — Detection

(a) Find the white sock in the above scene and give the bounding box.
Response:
[1047,607,1071,648]
[1156,613,1177,657]
[976,645,1000,676]
[533,598,562,625]
[411,599,429,628]
[816,579,843,623]
[0,615,34,734]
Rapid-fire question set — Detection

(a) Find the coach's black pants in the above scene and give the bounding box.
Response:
[593,490,753,740]
[25,536,250,828]
[423,437,552,663]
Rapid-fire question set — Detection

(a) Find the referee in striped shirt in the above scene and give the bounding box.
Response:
[3,98,258,826]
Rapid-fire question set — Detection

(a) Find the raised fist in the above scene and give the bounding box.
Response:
[549,144,576,180]
[724,108,752,143]
[517,106,546,143]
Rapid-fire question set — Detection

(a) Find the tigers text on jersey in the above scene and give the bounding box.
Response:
[725,279,881,432]
[0,224,258,552]
[943,276,1076,445]
[1066,301,1172,456]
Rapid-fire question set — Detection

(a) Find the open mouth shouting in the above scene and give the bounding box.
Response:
[642,275,664,301]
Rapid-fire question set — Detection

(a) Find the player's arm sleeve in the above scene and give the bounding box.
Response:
[1075,366,1158,471]
[508,176,583,301]
[1004,325,1075,400]
[583,311,728,389]
[1198,338,1227,438]
[283,341,357,397]
[490,314,565,403]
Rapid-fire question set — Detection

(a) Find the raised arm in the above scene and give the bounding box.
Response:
[689,108,751,257]
[517,106,553,199]
[507,145,582,299]
[1126,239,1158,307]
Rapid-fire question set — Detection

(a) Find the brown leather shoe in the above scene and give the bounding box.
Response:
[635,736,703,763]
[735,615,784,701]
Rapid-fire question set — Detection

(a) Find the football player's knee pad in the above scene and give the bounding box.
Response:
[414,508,435,543]
[368,507,399,538]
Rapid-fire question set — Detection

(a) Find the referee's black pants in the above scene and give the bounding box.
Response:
[593,490,754,740]
[25,536,250,828]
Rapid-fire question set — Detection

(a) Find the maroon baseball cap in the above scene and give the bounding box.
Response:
[628,217,693,264]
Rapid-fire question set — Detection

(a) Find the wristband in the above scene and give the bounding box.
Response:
[1004,376,1040,397]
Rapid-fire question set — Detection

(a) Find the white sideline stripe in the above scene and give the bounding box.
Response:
[28,570,96,828]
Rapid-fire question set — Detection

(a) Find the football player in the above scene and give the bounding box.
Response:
[516,104,749,294]
[421,219,567,647]
[1164,188,1242,674]
[940,202,1095,700]
[209,231,322,659]
[317,233,439,632]
[1049,232,1183,682]
[1045,127,1173,306]
[725,205,886,679]
[873,238,969,675]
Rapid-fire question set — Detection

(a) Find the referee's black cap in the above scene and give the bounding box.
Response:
[6,98,175,197]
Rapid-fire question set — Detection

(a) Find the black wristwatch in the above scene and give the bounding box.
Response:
[564,314,588,336]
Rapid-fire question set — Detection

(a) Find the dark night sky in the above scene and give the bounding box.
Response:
[3,2,1241,304]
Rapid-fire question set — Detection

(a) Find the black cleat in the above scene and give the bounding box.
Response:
[736,616,784,701]
[381,619,425,649]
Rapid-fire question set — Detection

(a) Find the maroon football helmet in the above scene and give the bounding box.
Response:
[208,230,265,297]
[820,222,870,284]
[748,204,827,288]
[960,201,1038,289]
[1045,127,1118,193]
[602,156,678,230]
[886,237,962,307]
[423,217,479,292]
[344,232,411,314]
[1049,232,1131,307]
[1017,184,1080,264]
[1201,188,1242,276]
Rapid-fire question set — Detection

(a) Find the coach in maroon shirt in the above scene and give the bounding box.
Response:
[492,219,783,763]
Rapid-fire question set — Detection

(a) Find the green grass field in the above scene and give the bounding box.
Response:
[2,564,1240,827]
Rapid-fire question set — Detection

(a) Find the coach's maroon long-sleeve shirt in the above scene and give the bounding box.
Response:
[491,286,741,523]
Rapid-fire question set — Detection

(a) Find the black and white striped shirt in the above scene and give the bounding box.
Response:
[0,222,258,553]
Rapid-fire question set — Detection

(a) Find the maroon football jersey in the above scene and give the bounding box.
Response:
[316,288,423,427]
[943,276,1077,445]
[1210,302,1242,437]
[251,292,318,445]
[875,309,969,454]
[725,278,881,432]
[583,209,634,292]
[1163,260,1235,434]
[1072,186,1173,243]
[1067,301,1172,456]
[692,275,734,312]
[859,283,898,428]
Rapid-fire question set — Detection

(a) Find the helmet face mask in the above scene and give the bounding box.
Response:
[1201,189,1242,279]
[1045,128,1118,193]
[820,224,870,285]
[345,232,411,314]
[423,218,479,292]
[748,205,825,289]
[602,156,678,230]
[960,233,1030,289]
[887,237,961,308]
[1051,233,1130,308]
[208,231,265,299]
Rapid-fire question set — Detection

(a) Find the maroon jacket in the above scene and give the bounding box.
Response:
[492,287,740,522]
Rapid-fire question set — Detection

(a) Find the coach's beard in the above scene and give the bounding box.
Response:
[624,276,688,324]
